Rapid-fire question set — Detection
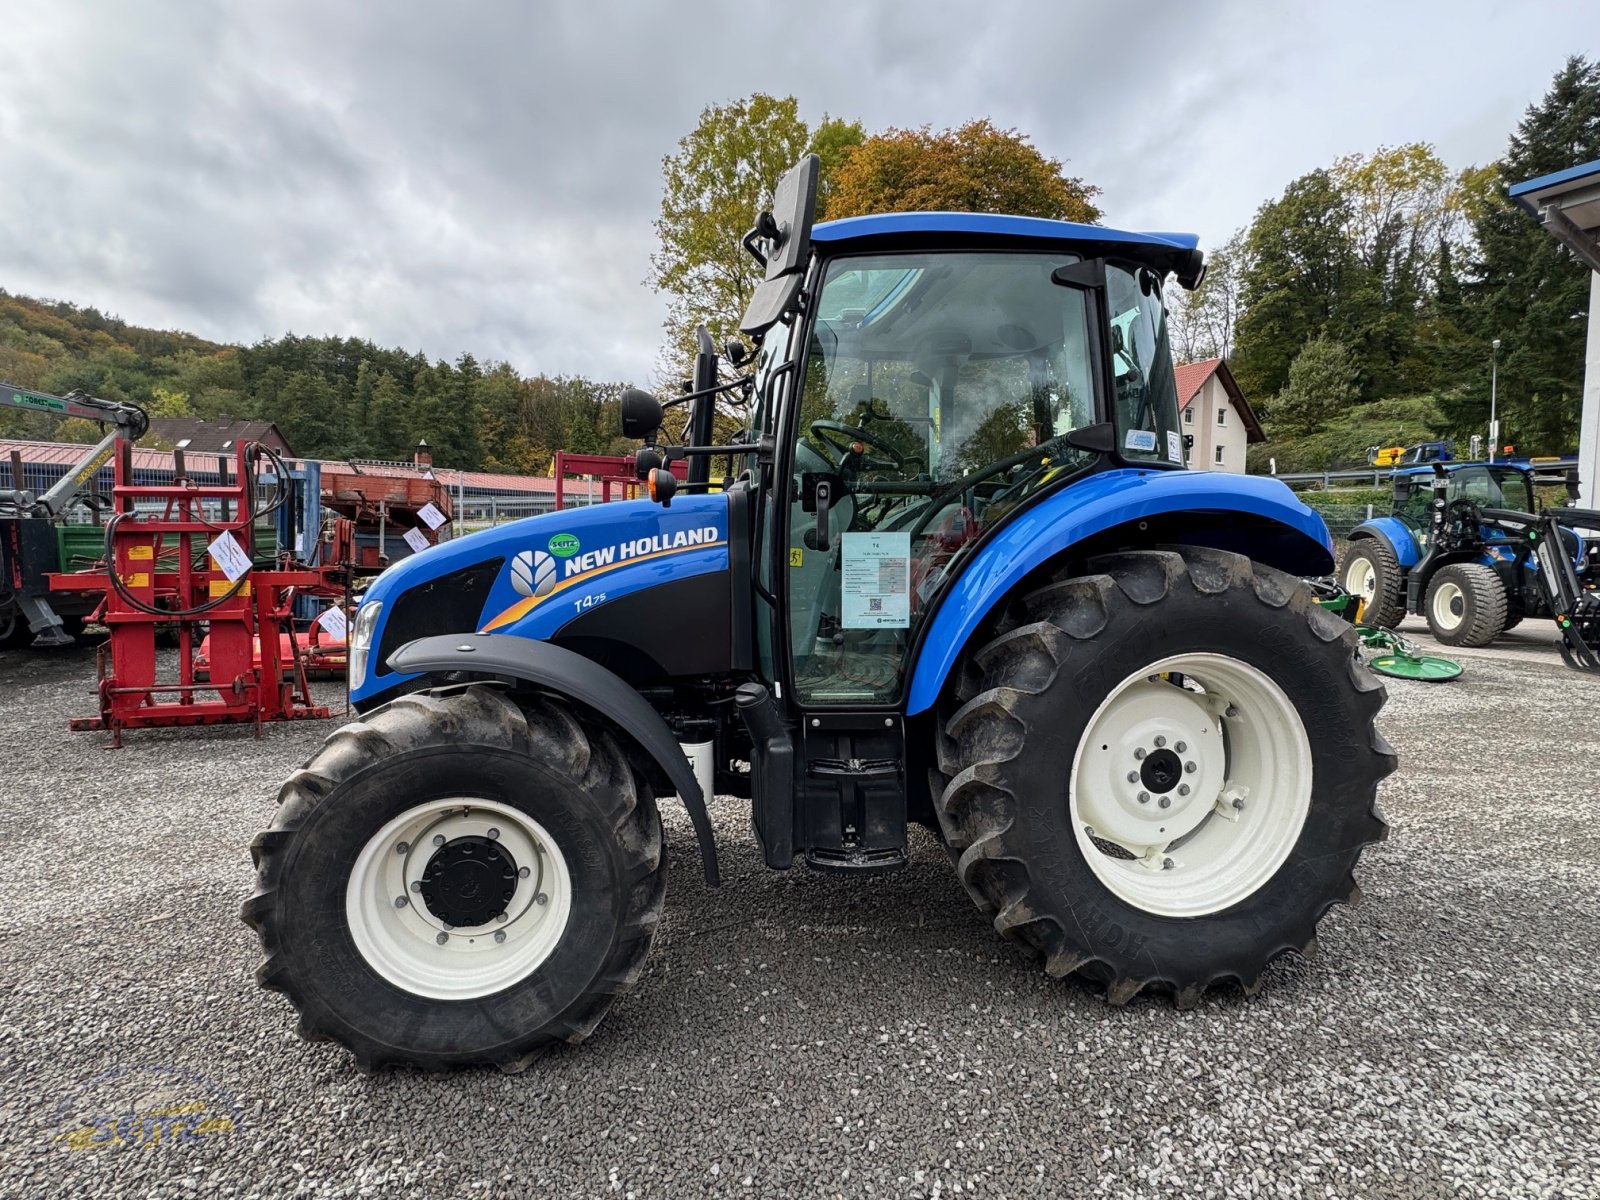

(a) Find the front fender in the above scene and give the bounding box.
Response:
[388,633,719,885]
[1349,517,1421,567]
[904,469,1334,715]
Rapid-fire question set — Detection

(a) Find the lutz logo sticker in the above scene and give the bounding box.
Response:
[484,525,726,632]
[53,1065,241,1151]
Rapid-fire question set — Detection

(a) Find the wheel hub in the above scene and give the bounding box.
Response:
[1140,747,1183,794]
[418,836,518,928]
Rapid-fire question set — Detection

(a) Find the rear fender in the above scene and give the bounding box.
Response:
[387,633,719,885]
[904,469,1334,716]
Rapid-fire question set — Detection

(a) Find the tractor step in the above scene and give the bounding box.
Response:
[804,846,907,873]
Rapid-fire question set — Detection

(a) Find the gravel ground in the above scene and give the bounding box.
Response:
[1,626,1597,1200]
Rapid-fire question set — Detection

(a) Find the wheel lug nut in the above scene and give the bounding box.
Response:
[1184,761,1197,774]
[442,923,454,931]
[395,841,409,855]
[1137,791,1150,804]
[1232,796,1246,810]
[1126,771,1138,783]
[433,834,446,847]
[487,827,500,841]
[1162,858,1175,871]
[496,911,509,923]
[1133,748,1146,760]
[518,867,531,879]
[410,881,422,893]
[435,932,448,945]
[1174,741,1187,753]
[394,896,408,908]
[1153,735,1166,748]
[535,893,548,906]
[494,930,507,943]
[1158,796,1171,809]
[1178,784,1190,796]
[1225,705,1238,718]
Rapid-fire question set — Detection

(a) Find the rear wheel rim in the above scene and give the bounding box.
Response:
[1069,653,1313,918]
[345,798,573,1000]
[1430,581,1465,630]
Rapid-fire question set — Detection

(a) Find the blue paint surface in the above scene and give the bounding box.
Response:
[353,494,729,705]
[812,212,1199,251]
[1350,517,1422,568]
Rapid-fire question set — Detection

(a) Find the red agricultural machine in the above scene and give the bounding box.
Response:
[46,431,346,745]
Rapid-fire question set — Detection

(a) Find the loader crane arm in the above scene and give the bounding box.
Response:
[1,381,149,519]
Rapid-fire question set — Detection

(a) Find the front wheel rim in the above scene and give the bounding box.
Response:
[1430,581,1465,630]
[345,798,574,1000]
[1069,653,1313,918]
[1344,555,1376,601]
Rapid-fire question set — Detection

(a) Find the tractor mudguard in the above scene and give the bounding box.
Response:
[387,632,720,886]
[904,469,1334,715]
[1348,517,1422,567]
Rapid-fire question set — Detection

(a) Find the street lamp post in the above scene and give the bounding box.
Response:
[1489,338,1501,463]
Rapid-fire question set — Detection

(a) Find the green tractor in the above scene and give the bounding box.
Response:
[244,157,1394,1071]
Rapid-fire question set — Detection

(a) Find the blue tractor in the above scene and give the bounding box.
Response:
[244,157,1395,1071]
[1340,463,1600,658]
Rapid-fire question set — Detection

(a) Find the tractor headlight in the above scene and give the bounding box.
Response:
[348,599,383,690]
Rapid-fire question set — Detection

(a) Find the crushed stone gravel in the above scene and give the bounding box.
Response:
[0,623,1596,1199]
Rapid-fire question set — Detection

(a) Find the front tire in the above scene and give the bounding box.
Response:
[1339,539,1406,628]
[933,547,1393,1005]
[1424,563,1507,647]
[242,684,664,1071]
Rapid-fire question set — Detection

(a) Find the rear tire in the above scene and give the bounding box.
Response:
[1424,563,1507,647]
[1339,539,1406,628]
[933,547,1393,1005]
[242,684,664,1071]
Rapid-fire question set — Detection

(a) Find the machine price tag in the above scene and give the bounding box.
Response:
[207,531,253,582]
[316,606,348,639]
[417,502,447,530]
[840,531,911,629]
[402,527,430,554]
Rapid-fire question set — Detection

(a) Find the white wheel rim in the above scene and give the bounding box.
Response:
[1430,581,1464,631]
[1343,555,1376,601]
[345,798,573,1001]
[1068,653,1312,918]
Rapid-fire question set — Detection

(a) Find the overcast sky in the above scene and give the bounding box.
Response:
[2,1,1594,385]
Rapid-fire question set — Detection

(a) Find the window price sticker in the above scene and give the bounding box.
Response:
[417,501,447,530]
[207,531,253,582]
[402,527,430,554]
[840,531,911,628]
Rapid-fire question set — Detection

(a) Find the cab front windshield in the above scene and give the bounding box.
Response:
[785,250,1180,705]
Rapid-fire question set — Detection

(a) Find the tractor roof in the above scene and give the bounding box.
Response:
[811,212,1199,253]
[1393,461,1531,477]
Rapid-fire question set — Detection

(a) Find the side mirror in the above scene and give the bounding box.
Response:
[620,388,663,440]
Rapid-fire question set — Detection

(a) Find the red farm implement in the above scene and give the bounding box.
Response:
[49,439,342,745]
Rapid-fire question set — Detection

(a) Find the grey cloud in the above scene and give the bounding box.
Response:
[1,0,1591,386]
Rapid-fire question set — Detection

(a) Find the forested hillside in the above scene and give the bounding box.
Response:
[0,289,636,472]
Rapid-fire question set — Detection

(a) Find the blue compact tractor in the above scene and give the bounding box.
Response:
[1340,463,1600,663]
[244,157,1397,1070]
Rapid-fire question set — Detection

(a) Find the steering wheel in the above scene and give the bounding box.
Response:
[808,420,905,473]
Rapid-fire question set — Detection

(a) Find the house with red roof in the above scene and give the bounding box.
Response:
[1174,357,1264,473]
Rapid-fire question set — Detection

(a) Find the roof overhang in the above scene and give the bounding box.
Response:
[1510,159,1600,272]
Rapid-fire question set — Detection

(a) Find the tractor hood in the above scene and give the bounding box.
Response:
[352,493,731,705]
